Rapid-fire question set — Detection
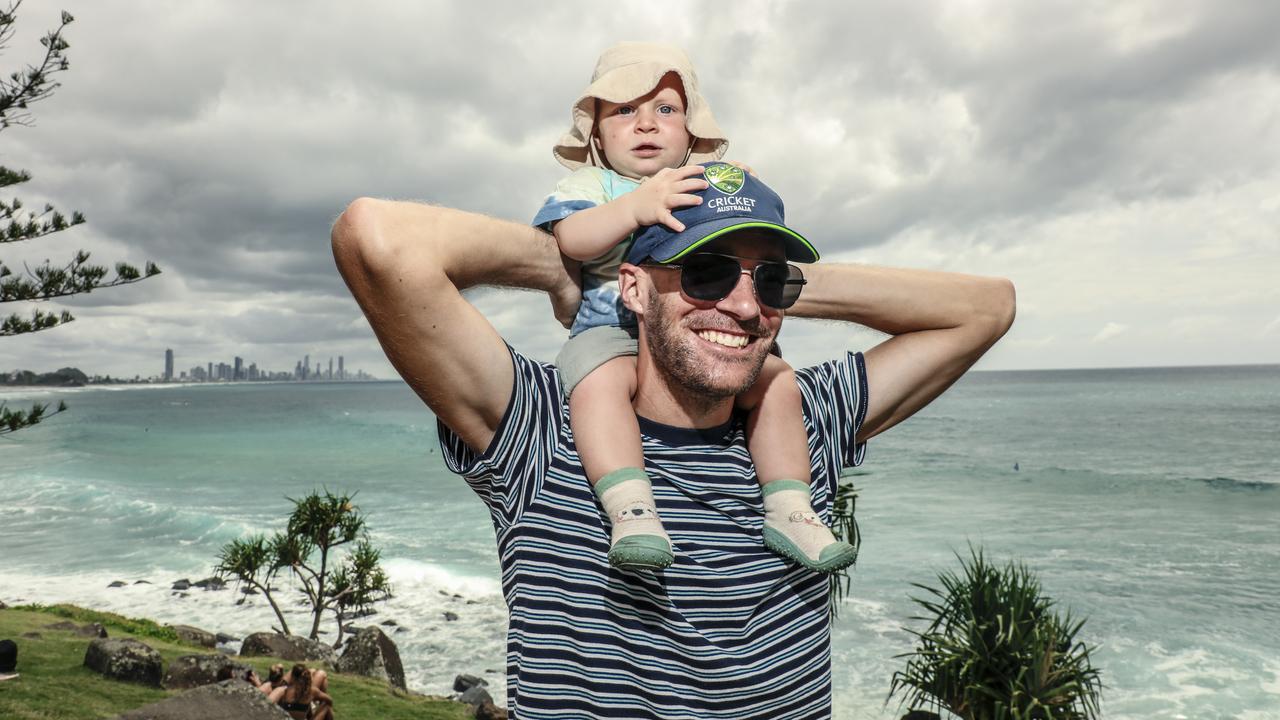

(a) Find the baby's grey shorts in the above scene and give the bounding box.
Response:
[556,324,639,398]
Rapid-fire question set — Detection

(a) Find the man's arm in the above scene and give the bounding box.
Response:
[331,199,577,452]
[788,263,1015,441]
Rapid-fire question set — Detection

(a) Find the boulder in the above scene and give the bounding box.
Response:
[459,684,494,706]
[84,638,163,687]
[170,624,216,648]
[109,580,127,588]
[47,621,108,638]
[475,700,508,720]
[114,679,290,719]
[335,626,405,690]
[454,673,487,692]
[193,577,227,591]
[171,579,191,591]
[215,632,241,644]
[444,611,459,621]
[162,654,251,690]
[239,633,336,665]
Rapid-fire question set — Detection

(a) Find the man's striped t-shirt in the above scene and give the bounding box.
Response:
[439,347,869,719]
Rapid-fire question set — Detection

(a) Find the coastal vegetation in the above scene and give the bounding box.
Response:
[0,1,160,435]
[216,489,393,648]
[888,547,1103,720]
[828,469,863,617]
[0,604,470,719]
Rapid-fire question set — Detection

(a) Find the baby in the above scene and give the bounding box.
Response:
[533,42,856,574]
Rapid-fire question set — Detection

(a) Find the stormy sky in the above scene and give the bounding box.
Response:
[3,0,1277,379]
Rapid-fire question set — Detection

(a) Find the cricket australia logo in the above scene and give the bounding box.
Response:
[705,163,745,195]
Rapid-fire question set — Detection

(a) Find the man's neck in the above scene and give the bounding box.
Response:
[632,353,736,429]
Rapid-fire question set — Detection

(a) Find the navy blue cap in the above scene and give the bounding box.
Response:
[625,162,819,265]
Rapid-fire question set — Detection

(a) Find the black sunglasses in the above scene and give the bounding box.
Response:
[646,253,807,310]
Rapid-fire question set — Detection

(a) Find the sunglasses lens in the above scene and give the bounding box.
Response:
[753,262,789,309]
[680,255,741,301]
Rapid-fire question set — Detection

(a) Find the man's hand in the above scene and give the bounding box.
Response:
[551,253,583,329]
[624,164,708,232]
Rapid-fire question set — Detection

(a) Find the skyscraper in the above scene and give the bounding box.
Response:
[328,357,333,380]
[234,356,244,381]
[338,355,344,381]
[164,349,174,382]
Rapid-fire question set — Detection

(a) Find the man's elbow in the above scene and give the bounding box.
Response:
[331,197,384,279]
[985,276,1017,339]
[332,197,436,283]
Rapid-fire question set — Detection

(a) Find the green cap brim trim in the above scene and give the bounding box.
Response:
[659,222,820,264]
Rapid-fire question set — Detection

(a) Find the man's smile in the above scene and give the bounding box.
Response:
[695,329,750,349]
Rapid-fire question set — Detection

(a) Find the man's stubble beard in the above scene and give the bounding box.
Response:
[642,287,773,407]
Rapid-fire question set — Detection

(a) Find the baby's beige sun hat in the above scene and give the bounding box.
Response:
[554,42,728,171]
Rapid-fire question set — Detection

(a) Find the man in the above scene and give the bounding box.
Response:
[331,172,1013,719]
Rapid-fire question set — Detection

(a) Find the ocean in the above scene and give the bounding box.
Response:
[1,364,1277,718]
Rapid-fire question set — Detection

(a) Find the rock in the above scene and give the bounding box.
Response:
[336,626,405,690]
[109,580,127,588]
[134,580,152,585]
[162,654,251,690]
[170,624,217,648]
[444,611,459,621]
[114,679,290,719]
[475,700,508,720]
[193,577,227,591]
[239,633,336,665]
[215,633,241,644]
[47,621,108,638]
[454,673,488,692]
[84,638,163,687]
[459,684,494,706]
[901,712,942,720]
[172,579,191,591]
[380,619,398,627]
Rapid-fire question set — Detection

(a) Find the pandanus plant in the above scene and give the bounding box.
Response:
[889,547,1103,720]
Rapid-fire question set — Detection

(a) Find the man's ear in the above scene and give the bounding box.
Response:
[619,263,646,316]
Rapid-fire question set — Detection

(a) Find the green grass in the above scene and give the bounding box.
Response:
[0,606,473,720]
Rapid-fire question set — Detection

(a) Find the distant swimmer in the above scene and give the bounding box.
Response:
[1013,462,1019,472]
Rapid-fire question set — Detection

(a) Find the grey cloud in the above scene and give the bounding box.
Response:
[2,0,1276,375]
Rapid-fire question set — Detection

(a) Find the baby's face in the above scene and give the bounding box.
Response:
[595,72,692,179]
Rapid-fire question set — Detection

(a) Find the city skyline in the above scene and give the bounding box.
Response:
[162,348,375,384]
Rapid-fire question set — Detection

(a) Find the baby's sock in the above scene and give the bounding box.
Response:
[595,468,673,571]
[762,479,858,573]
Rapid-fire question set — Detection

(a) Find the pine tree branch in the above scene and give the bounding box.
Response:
[0,306,72,335]
[1,194,87,240]
[0,398,67,435]
[0,2,74,129]
[0,254,161,303]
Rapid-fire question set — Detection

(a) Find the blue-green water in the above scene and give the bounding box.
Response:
[2,365,1278,718]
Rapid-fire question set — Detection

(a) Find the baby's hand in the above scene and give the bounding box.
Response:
[725,160,757,177]
[626,165,708,232]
